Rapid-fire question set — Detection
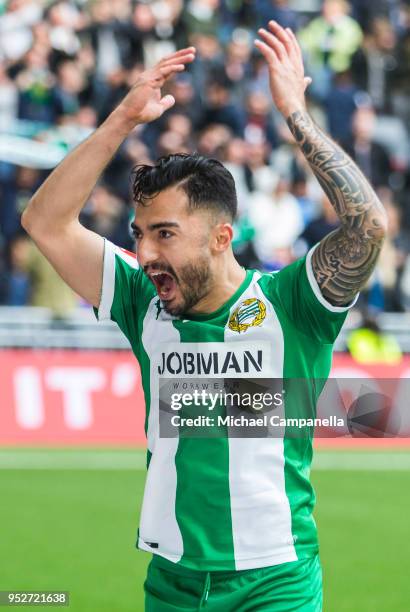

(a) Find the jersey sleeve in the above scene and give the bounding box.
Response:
[94,238,155,342]
[270,244,359,344]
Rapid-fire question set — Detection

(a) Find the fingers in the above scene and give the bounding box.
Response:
[283,26,304,63]
[257,28,286,61]
[162,46,196,61]
[159,94,176,113]
[284,27,301,53]
[152,47,196,87]
[304,76,312,90]
[160,53,196,69]
[267,21,293,57]
[254,39,279,67]
[158,47,196,67]
[159,64,186,78]
[255,22,305,72]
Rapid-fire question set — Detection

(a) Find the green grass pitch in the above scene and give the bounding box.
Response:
[0,449,409,611]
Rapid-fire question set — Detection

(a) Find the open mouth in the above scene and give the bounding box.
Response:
[149,272,177,301]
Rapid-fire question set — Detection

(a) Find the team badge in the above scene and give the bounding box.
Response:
[228,298,266,333]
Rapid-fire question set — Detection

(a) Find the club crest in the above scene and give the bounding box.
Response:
[228,298,266,333]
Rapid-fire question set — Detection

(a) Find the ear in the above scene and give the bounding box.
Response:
[212,222,234,254]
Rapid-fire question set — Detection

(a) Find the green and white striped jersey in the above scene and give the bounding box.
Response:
[96,239,357,571]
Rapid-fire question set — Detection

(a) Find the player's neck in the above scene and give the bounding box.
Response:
[187,257,246,316]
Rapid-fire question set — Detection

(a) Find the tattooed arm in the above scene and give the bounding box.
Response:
[255,21,388,306]
[286,112,387,305]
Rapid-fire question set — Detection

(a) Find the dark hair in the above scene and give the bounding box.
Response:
[131,153,237,221]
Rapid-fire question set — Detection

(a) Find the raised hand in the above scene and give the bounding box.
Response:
[116,47,196,127]
[254,21,311,118]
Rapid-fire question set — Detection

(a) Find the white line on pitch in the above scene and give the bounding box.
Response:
[0,451,147,470]
[312,452,410,471]
[0,451,409,471]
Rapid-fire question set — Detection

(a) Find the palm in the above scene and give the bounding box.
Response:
[128,80,164,123]
[119,48,196,126]
[141,95,163,123]
[255,21,311,117]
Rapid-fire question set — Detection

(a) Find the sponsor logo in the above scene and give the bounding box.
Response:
[157,348,263,375]
[228,298,266,333]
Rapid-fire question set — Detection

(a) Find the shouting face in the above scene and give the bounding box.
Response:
[132,184,218,316]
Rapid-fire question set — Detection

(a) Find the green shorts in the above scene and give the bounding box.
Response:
[144,554,322,611]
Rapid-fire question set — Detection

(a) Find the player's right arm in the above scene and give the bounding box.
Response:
[21,48,196,308]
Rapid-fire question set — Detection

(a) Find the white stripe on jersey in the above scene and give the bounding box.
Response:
[225,273,297,569]
[138,298,184,562]
[97,239,116,321]
[97,239,139,320]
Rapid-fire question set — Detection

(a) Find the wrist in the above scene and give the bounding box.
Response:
[106,107,140,138]
[280,102,307,122]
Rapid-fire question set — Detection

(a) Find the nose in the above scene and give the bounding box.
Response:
[136,236,160,269]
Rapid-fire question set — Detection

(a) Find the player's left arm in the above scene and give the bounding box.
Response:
[255,21,388,306]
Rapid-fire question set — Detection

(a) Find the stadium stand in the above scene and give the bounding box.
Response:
[0,0,409,319]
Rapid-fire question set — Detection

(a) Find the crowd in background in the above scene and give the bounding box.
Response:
[0,0,409,317]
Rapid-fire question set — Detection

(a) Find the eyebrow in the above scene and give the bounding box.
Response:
[130,221,181,233]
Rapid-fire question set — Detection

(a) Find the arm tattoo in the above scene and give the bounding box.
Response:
[287,111,387,306]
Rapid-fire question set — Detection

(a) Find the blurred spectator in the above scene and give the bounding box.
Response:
[166,73,201,126]
[224,28,253,98]
[244,89,278,148]
[200,69,245,136]
[219,0,255,41]
[350,0,393,33]
[83,0,142,117]
[344,105,392,188]
[46,0,84,58]
[86,0,142,79]
[324,70,361,141]
[222,137,251,217]
[392,22,410,126]
[246,139,278,193]
[248,176,304,269]
[0,0,42,61]
[350,16,399,113]
[182,0,220,38]
[0,231,77,314]
[16,45,57,123]
[188,33,223,95]
[253,0,298,31]
[363,189,410,312]
[197,123,233,158]
[302,194,340,249]
[291,175,320,228]
[81,184,134,251]
[53,59,87,118]
[24,240,78,317]
[247,50,271,98]
[0,0,408,315]
[166,113,194,144]
[347,316,402,364]
[155,112,194,157]
[0,232,31,305]
[0,60,18,124]
[299,0,363,100]
[157,129,190,157]
[0,166,42,241]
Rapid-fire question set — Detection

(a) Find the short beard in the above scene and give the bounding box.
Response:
[163,256,212,316]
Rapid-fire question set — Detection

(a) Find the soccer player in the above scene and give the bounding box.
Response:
[22,22,387,612]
